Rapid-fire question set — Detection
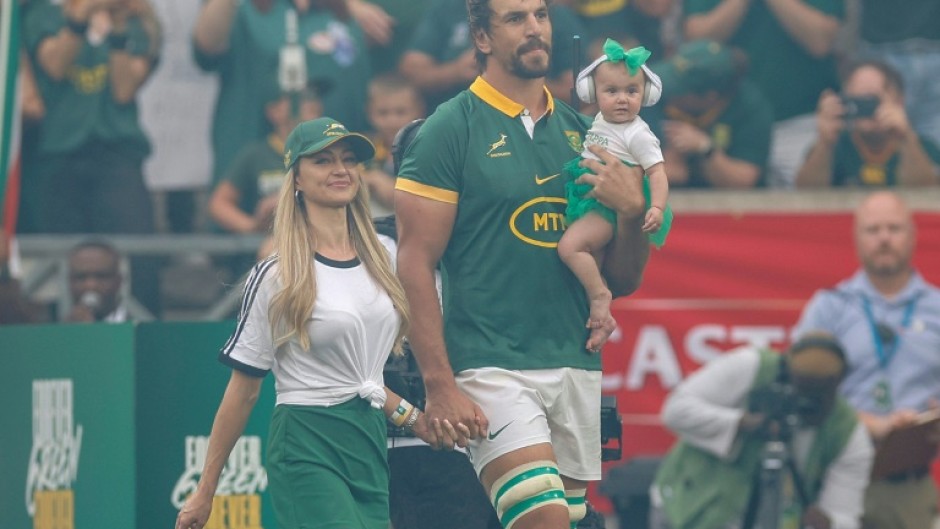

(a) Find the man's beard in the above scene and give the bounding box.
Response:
[510,39,552,79]
[865,249,908,277]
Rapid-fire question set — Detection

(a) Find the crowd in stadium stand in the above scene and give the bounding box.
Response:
[8,0,940,317]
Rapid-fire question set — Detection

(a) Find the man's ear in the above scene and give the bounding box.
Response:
[472,27,491,56]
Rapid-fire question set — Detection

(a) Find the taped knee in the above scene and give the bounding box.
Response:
[567,488,587,528]
[489,460,567,529]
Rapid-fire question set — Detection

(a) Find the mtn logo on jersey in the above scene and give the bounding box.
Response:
[510,196,569,248]
[487,133,511,158]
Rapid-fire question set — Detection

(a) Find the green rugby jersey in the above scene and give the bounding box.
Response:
[24,0,153,158]
[397,77,599,373]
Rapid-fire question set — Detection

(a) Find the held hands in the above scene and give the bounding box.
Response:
[579,144,646,220]
[410,410,475,449]
[422,384,488,450]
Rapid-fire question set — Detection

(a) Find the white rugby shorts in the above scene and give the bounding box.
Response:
[456,367,602,481]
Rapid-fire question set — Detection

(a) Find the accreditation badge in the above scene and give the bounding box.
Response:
[873,379,893,412]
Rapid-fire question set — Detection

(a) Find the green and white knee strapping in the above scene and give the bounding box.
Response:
[566,487,587,528]
[489,460,567,529]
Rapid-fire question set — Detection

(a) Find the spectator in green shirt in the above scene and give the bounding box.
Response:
[649,40,773,188]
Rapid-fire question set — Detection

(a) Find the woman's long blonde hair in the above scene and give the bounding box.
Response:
[267,157,409,353]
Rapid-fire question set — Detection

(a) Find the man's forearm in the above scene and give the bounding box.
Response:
[399,53,467,94]
[193,0,239,55]
[36,30,84,81]
[397,265,456,391]
[108,52,151,104]
[897,136,940,186]
[766,0,839,58]
[701,152,761,187]
[684,0,750,43]
[796,142,835,187]
[602,214,649,297]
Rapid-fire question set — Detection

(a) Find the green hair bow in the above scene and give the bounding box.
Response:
[602,39,652,76]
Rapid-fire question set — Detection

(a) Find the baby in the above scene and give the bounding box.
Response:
[558,39,673,352]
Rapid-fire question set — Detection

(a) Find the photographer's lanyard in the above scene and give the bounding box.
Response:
[862,295,918,412]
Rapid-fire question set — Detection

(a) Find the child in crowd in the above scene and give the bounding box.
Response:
[363,74,426,217]
[558,39,673,352]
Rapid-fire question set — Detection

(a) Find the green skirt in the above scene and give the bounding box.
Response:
[563,156,673,248]
[267,399,388,529]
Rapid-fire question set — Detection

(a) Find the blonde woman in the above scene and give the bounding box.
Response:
[176,118,454,529]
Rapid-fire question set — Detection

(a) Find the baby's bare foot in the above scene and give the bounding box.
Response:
[586,292,614,352]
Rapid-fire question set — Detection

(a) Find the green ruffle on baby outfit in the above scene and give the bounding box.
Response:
[562,156,673,248]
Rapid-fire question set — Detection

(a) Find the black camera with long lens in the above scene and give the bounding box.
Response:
[748,381,816,439]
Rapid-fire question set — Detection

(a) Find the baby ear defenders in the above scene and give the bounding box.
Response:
[575,55,662,107]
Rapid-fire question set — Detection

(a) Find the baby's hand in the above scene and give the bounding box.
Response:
[643,206,663,233]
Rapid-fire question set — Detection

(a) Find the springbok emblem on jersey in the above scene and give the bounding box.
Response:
[487,133,511,158]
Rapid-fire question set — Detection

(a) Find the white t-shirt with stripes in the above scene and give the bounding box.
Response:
[220,243,400,409]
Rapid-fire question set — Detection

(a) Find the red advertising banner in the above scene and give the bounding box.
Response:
[594,211,940,513]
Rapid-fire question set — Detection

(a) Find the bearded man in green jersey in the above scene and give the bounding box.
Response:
[395,1,653,528]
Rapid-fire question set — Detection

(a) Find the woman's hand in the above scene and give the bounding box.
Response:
[410,410,473,449]
[175,491,213,529]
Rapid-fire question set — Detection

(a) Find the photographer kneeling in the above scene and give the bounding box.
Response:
[649,334,874,529]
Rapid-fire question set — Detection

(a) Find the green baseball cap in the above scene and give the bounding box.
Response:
[652,40,737,99]
[283,117,375,169]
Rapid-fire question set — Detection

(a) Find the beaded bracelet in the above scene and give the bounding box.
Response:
[403,408,420,431]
